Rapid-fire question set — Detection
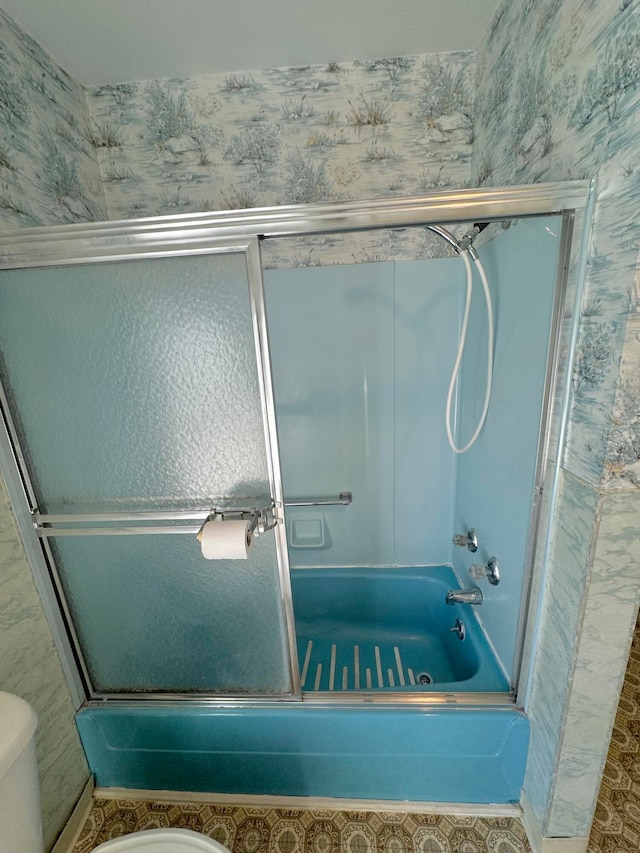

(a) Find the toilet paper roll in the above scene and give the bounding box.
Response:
[199,518,253,560]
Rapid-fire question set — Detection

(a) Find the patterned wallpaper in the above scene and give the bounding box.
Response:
[88,55,475,214]
[85,53,476,266]
[1,0,640,847]
[473,0,640,841]
[0,8,106,227]
[473,0,640,491]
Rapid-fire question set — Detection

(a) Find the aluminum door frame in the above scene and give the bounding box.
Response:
[0,235,300,705]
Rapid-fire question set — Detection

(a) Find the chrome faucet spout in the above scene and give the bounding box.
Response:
[445,587,483,605]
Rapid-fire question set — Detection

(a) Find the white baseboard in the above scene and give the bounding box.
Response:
[521,791,588,853]
[95,786,521,817]
[51,776,94,853]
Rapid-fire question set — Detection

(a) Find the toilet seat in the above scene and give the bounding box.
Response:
[92,828,231,852]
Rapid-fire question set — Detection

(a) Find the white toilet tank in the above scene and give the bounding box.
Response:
[0,692,43,853]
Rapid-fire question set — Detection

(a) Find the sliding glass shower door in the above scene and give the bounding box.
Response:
[0,238,298,698]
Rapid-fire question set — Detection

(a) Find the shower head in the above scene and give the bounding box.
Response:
[426,223,487,258]
[425,224,463,255]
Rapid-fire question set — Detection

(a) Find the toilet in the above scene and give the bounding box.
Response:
[0,692,230,853]
[93,829,231,852]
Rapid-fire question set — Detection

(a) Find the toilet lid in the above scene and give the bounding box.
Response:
[92,828,231,852]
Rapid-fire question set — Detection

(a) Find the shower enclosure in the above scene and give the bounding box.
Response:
[0,183,590,704]
[0,183,593,800]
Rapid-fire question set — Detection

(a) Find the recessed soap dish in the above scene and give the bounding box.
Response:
[288,517,326,549]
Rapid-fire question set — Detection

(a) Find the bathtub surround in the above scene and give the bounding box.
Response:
[0,1,638,851]
[473,0,640,845]
[264,258,461,569]
[266,217,563,686]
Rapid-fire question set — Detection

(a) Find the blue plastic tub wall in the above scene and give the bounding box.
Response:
[77,705,529,803]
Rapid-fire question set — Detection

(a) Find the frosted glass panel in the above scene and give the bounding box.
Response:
[0,249,292,695]
[52,532,290,693]
[0,253,270,513]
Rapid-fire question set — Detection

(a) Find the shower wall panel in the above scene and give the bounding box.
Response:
[452,217,561,681]
[394,258,464,567]
[264,257,463,568]
[265,263,395,567]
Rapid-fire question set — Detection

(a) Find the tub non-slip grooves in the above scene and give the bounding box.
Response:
[299,638,431,691]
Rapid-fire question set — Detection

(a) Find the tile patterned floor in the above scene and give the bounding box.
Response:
[588,612,640,853]
[72,798,532,853]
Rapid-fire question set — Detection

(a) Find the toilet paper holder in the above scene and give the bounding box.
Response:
[200,491,352,538]
[201,504,280,538]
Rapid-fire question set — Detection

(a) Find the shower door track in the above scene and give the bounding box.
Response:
[0,181,595,710]
[83,691,516,707]
[0,182,591,268]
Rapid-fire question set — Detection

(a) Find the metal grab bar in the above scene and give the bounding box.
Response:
[32,491,352,537]
[284,491,352,508]
[36,525,205,537]
[34,505,278,538]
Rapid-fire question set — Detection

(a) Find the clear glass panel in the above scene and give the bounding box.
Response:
[0,249,292,694]
[0,253,270,513]
[264,262,396,568]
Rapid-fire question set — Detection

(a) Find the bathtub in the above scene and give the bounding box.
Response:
[290,565,509,693]
[77,565,528,803]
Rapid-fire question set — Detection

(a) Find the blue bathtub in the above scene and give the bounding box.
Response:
[77,703,528,803]
[290,565,509,693]
[77,565,528,804]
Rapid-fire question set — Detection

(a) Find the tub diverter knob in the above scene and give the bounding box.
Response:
[452,528,478,552]
[469,557,500,585]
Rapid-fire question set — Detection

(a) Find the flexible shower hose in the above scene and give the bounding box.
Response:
[445,250,494,454]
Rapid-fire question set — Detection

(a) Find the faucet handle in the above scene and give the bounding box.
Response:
[469,557,500,585]
[452,528,478,552]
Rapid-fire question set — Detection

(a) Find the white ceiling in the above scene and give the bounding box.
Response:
[0,0,499,87]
